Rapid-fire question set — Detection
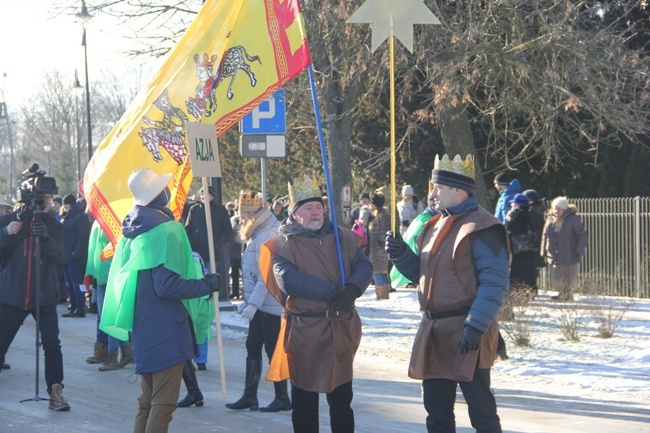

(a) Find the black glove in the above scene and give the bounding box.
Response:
[203,273,221,292]
[331,283,360,310]
[458,325,483,354]
[32,221,48,240]
[385,231,407,257]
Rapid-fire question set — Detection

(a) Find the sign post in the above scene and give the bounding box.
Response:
[240,89,287,201]
[186,121,227,398]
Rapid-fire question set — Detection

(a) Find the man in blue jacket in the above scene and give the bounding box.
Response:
[101,168,220,433]
[386,154,509,433]
[493,172,520,224]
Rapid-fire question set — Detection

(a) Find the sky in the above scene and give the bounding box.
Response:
[0,0,156,107]
[220,288,650,408]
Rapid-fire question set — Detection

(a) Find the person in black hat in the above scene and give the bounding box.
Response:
[369,192,391,299]
[386,154,508,433]
[350,192,370,224]
[60,193,91,318]
[493,172,521,224]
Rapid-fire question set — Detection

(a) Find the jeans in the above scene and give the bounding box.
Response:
[372,272,388,286]
[292,381,354,433]
[63,264,86,313]
[0,304,64,393]
[422,368,502,433]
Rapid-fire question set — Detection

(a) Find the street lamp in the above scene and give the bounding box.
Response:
[76,0,93,163]
[43,145,52,173]
[73,70,84,186]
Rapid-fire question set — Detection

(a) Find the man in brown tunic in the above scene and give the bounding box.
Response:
[259,175,372,433]
[386,155,509,433]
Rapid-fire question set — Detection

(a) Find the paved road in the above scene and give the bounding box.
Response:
[1,304,648,432]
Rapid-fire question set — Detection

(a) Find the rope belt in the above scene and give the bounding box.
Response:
[423,307,470,320]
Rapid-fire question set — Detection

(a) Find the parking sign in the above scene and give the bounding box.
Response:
[240,88,286,134]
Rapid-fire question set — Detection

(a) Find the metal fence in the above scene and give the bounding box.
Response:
[540,196,650,298]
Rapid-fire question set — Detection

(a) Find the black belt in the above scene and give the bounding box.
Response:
[288,309,350,318]
[423,307,470,320]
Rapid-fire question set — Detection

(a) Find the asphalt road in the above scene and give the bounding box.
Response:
[1,303,648,432]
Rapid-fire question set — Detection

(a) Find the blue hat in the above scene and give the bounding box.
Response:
[512,193,529,208]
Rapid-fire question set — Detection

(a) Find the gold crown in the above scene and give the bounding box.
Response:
[434,154,475,179]
[288,175,321,206]
[238,190,264,212]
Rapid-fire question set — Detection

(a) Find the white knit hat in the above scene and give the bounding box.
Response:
[127,168,172,206]
[402,185,414,196]
[551,196,569,210]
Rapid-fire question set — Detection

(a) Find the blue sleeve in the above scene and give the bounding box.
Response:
[389,247,420,282]
[346,249,373,295]
[151,264,212,300]
[466,227,509,333]
[272,254,338,301]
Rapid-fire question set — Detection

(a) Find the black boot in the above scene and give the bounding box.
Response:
[225,357,261,411]
[259,380,292,412]
[178,360,204,407]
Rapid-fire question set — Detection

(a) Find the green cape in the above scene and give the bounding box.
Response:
[390,210,434,288]
[100,221,212,341]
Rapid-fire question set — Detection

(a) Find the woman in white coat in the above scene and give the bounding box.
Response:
[225,191,291,412]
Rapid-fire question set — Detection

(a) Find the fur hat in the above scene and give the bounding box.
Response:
[512,193,530,208]
[127,168,172,206]
[494,172,512,185]
[551,196,569,210]
[401,185,414,196]
[431,154,476,195]
[63,193,77,206]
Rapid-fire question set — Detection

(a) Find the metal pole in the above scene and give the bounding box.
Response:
[82,29,93,162]
[261,157,267,204]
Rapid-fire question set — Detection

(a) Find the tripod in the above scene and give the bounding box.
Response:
[19,210,49,404]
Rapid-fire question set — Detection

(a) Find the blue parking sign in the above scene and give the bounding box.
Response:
[240,89,286,134]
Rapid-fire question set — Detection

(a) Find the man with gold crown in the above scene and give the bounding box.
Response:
[258,175,372,433]
[386,155,509,433]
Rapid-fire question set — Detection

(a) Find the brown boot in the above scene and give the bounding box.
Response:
[48,384,71,411]
[85,342,108,364]
[375,285,389,300]
[118,344,134,369]
[98,352,119,371]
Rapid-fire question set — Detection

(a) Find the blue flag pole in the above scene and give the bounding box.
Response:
[307,64,346,285]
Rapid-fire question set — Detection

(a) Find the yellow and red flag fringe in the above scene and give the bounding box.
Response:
[83,0,310,249]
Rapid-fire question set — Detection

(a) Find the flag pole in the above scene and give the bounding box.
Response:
[307,64,346,284]
[201,177,227,398]
[389,16,397,235]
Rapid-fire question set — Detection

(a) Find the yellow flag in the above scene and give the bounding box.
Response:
[83,0,310,245]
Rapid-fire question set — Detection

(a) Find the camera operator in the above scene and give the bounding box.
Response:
[0,166,71,411]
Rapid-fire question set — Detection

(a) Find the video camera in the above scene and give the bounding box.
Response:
[17,163,58,211]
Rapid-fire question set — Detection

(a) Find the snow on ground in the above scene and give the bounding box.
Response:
[219,287,650,407]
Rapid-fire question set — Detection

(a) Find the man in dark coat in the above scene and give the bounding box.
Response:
[184,186,233,296]
[0,192,71,411]
[60,194,91,318]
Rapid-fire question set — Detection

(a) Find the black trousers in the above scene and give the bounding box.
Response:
[246,310,281,362]
[422,368,501,433]
[292,381,354,433]
[0,304,64,393]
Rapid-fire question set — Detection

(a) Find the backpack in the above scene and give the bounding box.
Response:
[351,220,368,246]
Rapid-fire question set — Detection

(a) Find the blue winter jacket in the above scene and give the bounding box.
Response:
[494,179,521,224]
[389,196,509,333]
[122,205,212,374]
